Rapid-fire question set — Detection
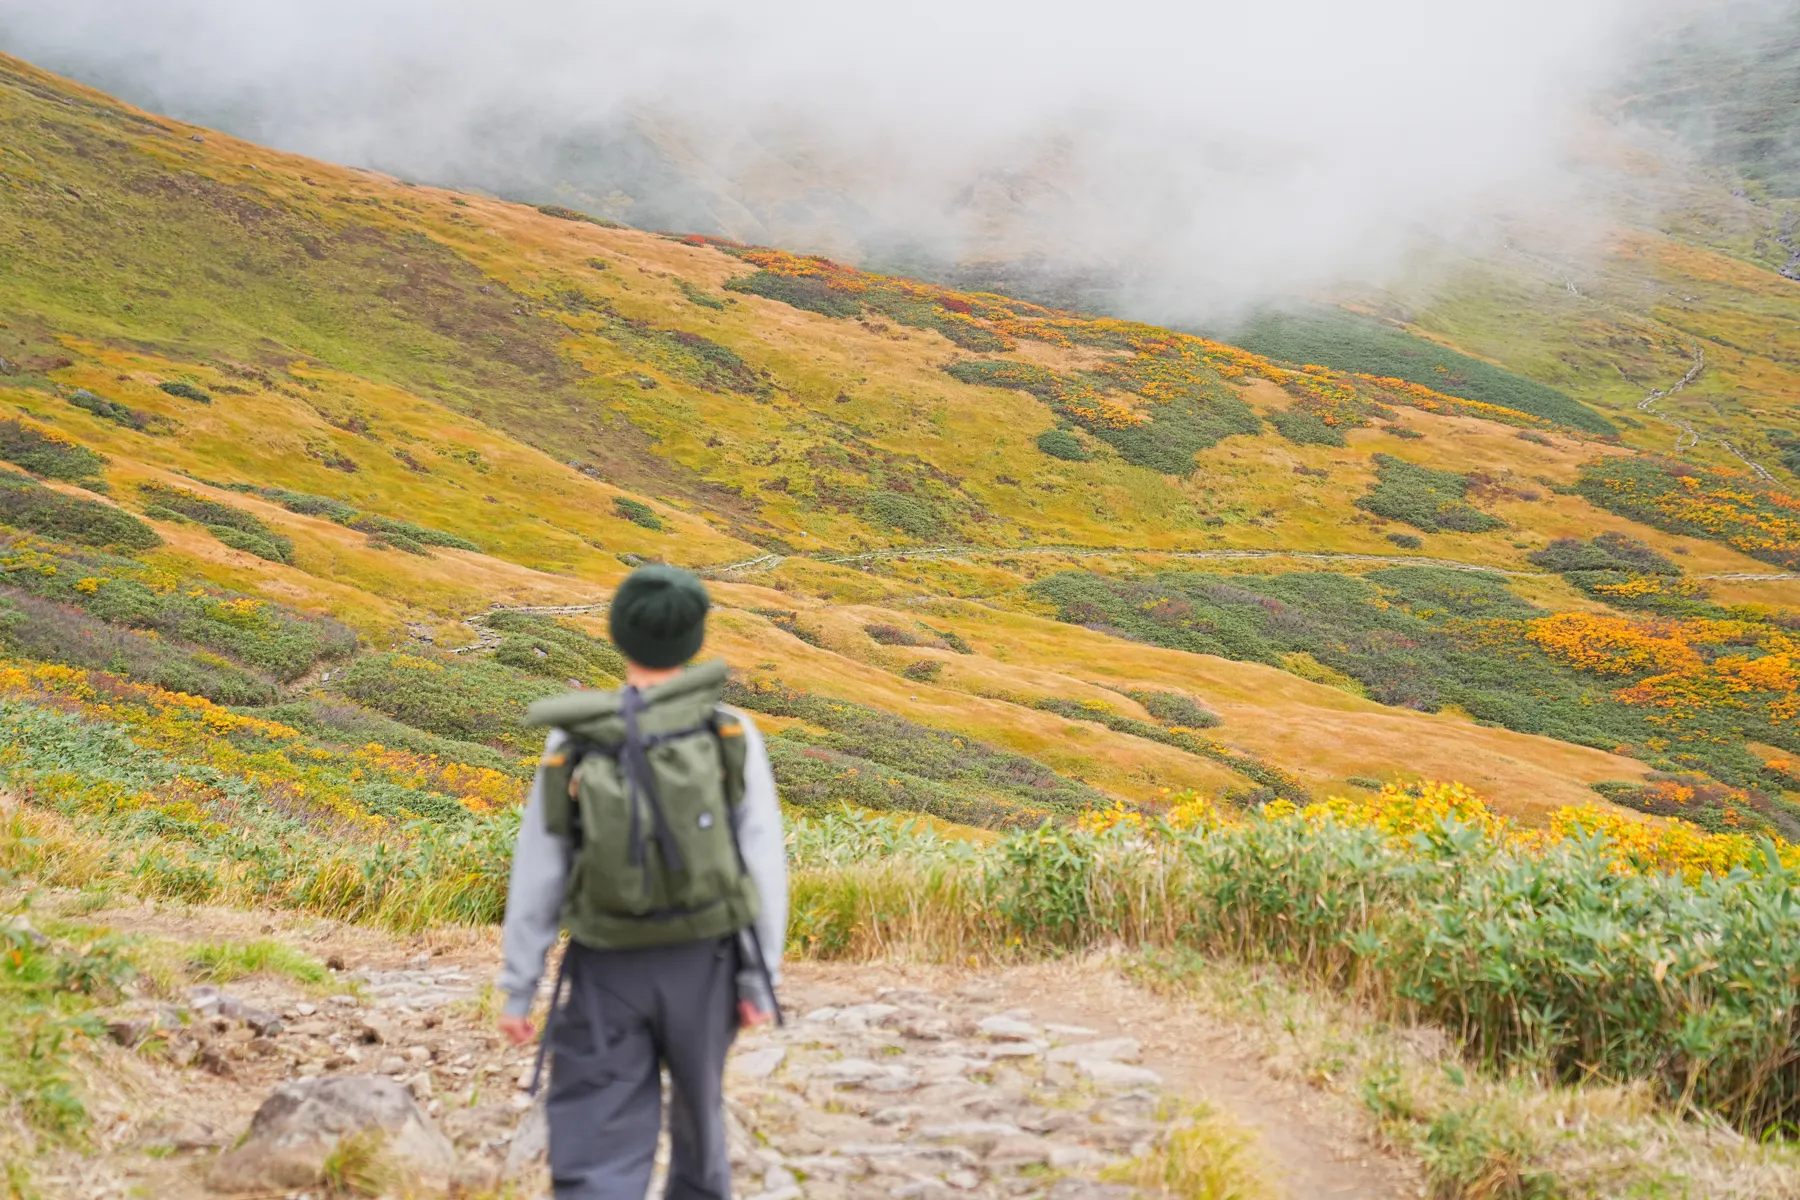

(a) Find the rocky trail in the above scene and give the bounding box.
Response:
[29,897,1419,1200]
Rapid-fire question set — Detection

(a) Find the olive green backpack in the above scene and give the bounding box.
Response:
[525,660,760,950]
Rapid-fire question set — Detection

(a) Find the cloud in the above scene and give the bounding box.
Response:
[0,0,1717,320]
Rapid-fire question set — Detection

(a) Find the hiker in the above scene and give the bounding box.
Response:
[496,564,788,1200]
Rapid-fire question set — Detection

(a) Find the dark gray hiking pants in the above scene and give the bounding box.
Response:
[546,936,739,1200]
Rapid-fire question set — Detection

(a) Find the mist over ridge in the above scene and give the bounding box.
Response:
[0,0,1775,323]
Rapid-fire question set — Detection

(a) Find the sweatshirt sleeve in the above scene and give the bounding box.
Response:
[496,729,573,1018]
[730,712,788,983]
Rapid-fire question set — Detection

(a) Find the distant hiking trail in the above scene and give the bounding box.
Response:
[1501,243,1777,481]
[450,543,1796,653]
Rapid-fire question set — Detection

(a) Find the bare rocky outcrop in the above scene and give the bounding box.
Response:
[206,1075,458,1192]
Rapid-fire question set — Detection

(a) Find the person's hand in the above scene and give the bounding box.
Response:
[738,999,772,1028]
[499,1014,537,1046]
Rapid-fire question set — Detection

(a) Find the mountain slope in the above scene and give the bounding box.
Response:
[2,51,1798,839]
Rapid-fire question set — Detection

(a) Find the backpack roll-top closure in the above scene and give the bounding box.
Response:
[527,660,760,951]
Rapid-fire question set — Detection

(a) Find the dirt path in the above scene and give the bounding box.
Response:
[31,896,1418,1200]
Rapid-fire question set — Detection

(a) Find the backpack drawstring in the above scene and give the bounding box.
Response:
[620,686,686,875]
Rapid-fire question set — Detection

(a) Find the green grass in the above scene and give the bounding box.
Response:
[1357,454,1506,534]
[185,938,327,985]
[1225,308,1617,435]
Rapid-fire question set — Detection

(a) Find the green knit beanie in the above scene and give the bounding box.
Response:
[608,565,710,669]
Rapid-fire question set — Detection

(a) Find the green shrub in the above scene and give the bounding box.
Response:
[487,611,627,686]
[1123,689,1220,730]
[157,381,212,404]
[0,589,279,704]
[677,279,727,310]
[612,496,663,530]
[1227,308,1617,435]
[1386,532,1423,549]
[751,608,825,647]
[328,652,562,752]
[1358,454,1504,534]
[137,482,294,563]
[1036,429,1091,461]
[215,484,480,554]
[67,389,155,431]
[866,623,925,647]
[369,531,427,555]
[726,271,863,318]
[788,811,1800,1134]
[1268,408,1346,447]
[0,420,107,482]
[948,358,1258,475]
[902,659,942,682]
[0,543,354,680]
[1346,775,1386,789]
[725,677,1103,816]
[929,626,974,654]
[535,203,620,228]
[254,699,527,776]
[1575,457,1800,571]
[1031,696,1301,799]
[1028,565,1795,793]
[0,471,160,550]
[863,491,939,538]
[206,524,295,565]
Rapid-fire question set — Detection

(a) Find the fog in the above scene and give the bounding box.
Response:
[0,0,1739,321]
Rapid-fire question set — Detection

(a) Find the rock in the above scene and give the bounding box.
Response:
[747,1188,801,1200]
[199,1044,236,1077]
[787,1154,855,1177]
[165,1034,200,1069]
[1047,1181,1134,1200]
[1044,1023,1097,1037]
[208,1076,458,1192]
[244,1010,285,1037]
[917,1121,1023,1141]
[1047,1038,1140,1064]
[976,1016,1039,1041]
[139,1118,225,1154]
[988,1135,1052,1168]
[503,1103,548,1179]
[108,1017,153,1048]
[1049,1145,1111,1170]
[295,1002,318,1016]
[809,1058,886,1083]
[290,1020,332,1037]
[1075,1060,1162,1088]
[731,1046,787,1081]
[357,1017,395,1044]
[764,1165,799,1192]
[378,1055,408,1075]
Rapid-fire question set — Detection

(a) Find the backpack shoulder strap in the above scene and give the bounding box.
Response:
[709,706,749,810]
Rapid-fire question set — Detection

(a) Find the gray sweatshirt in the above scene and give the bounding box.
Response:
[495,709,788,1018]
